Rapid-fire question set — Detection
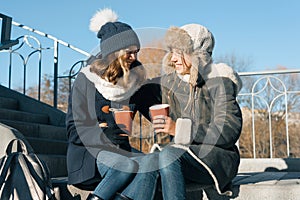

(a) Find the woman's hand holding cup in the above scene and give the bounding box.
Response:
[149,104,175,136]
[152,115,176,136]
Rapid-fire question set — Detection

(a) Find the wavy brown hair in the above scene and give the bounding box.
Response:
[90,50,129,85]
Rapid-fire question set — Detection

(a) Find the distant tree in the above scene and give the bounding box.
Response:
[214,52,253,72]
[57,76,70,112]
[25,72,70,112]
[25,74,53,106]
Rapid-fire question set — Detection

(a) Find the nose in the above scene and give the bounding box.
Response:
[170,52,179,62]
[126,50,138,61]
[129,53,137,60]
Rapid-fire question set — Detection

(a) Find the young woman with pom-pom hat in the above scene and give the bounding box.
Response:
[66,8,161,200]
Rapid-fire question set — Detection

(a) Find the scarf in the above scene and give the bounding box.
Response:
[81,65,146,101]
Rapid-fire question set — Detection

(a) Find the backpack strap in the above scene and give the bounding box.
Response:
[5,139,29,155]
[0,154,15,192]
[17,154,42,200]
[1,139,54,199]
[0,139,26,188]
[24,154,55,199]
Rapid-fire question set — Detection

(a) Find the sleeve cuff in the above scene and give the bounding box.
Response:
[174,118,192,145]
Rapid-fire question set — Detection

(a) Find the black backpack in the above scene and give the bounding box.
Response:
[0,139,56,200]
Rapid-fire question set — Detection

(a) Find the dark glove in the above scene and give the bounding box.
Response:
[103,126,131,152]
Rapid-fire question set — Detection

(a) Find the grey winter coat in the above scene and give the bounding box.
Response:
[161,63,243,195]
[66,62,161,186]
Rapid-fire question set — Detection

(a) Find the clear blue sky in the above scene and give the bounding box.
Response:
[1,0,300,71]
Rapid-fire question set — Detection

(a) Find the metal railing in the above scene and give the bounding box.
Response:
[0,18,90,108]
[238,70,300,158]
[1,18,299,158]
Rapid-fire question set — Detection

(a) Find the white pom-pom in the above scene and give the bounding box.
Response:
[89,8,118,32]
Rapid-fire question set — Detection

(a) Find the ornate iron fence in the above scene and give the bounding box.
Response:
[0,16,90,108]
[238,70,300,158]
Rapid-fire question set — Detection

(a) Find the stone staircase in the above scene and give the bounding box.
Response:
[0,85,68,178]
[0,85,96,199]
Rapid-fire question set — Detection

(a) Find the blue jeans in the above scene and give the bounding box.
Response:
[159,146,214,200]
[118,152,160,200]
[94,150,138,200]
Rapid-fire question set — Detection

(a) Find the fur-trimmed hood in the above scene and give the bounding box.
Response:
[163,24,215,87]
[80,64,146,101]
[164,24,214,55]
[163,24,242,93]
[165,62,242,94]
[204,62,242,94]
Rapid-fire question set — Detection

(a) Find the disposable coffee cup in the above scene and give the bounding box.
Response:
[149,104,170,120]
[114,110,134,135]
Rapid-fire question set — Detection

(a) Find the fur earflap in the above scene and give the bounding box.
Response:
[89,8,118,32]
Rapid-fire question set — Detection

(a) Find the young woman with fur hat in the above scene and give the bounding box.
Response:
[152,24,243,199]
[66,9,161,200]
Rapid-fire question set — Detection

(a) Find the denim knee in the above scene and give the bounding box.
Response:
[97,151,138,173]
[120,158,138,173]
[159,146,186,169]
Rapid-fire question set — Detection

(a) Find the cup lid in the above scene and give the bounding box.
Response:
[149,104,169,110]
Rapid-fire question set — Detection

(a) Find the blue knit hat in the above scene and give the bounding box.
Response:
[90,8,140,58]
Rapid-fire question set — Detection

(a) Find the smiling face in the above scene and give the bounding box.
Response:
[170,49,192,75]
[118,45,140,70]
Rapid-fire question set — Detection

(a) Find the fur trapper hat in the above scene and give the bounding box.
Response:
[90,8,140,58]
[164,24,215,87]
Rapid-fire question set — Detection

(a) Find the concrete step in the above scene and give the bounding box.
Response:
[228,184,300,200]
[38,154,67,178]
[0,96,18,110]
[203,174,300,199]
[200,171,300,200]
[238,158,300,173]
[0,85,66,127]
[0,119,67,141]
[0,108,49,124]
[26,137,68,155]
